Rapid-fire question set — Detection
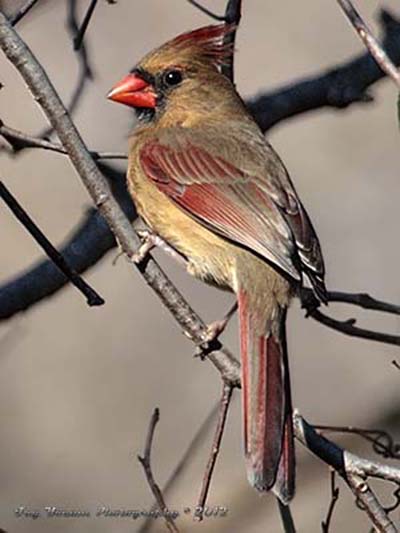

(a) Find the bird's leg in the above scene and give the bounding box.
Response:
[131,228,188,267]
[195,302,238,359]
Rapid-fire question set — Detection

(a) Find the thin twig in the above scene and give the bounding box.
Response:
[137,409,179,533]
[321,471,340,533]
[72,0,98,50]
[195,383,234,521]
[186,0,226,21]
[325,290,400,315]
[9,0,40,26]
[0,122,126,160]
[221,0,242,81]
[0,180,104,307]
[314,425,400,460]
[138,403,220,533]
[277,500,297,533]
[309,309,400,347]
[0,164,133,320]
[248,9,400,131]
[336,0,400,89]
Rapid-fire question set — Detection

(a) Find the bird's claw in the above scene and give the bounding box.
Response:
[194,320,228,359]
[130,230,156,264]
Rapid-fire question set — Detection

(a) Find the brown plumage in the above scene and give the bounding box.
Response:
[108,24,326,503]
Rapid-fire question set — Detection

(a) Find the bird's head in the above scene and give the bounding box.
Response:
[107,24,236,124]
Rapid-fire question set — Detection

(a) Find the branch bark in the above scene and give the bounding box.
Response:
[336,0,400,89]
[137,408,180,533]
[0,180,104,307]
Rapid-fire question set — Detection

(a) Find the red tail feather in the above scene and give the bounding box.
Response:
[238,290,295,502]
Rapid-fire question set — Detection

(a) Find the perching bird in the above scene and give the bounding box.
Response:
[108,24,326,503]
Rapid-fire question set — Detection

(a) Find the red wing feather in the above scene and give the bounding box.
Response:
[140,139,324,288]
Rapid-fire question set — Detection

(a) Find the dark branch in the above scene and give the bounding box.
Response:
[314,425,400,460]
[336,0,400,89]
[309,308,400,347]
[9,0,40,26]
[221,0,242,81]
[0,180,104,307]
[137,408,180,533]
[277,500,297,533]
[323,290,400,316]
[248,9,400,132]
[321,471,340,533]
[195,383,233,521]
[185,0,226,22]
[138,403,219,533]
[0,121,126,160]
[72,0,98,51]
[0,164,131,319]
[293,412,399,532]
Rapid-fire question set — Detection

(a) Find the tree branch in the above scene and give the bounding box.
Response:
[221,0,242,81]
[72,0,98,51]
[293,412,399,533]
[0,180,104,307]
[0,121,127,160]
[336,0,400,90]
[195,382,234,521]
[321,471,340,533]
[248,9,400,132]
[137,408,180,533]
[308,308,400,347]
[9,0,40,26]
[138,402,220,533]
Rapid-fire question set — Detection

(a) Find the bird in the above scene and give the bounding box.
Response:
[107,23,326,503]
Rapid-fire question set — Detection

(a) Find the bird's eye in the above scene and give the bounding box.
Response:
[163,69,183,87]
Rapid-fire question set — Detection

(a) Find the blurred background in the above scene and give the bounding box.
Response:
[1,1,400,531]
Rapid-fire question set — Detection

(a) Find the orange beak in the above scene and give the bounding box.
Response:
[107,73,157,109]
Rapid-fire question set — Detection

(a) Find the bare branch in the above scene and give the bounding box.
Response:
[321,471,340,533]
[0,121,127,160]
[248,9,400,132]
[9,0,40,26]
[195,383,234,521]
[137,408,180,533]
[185,0,226,22]
[72,0,98,51]
[308,308,400,347]
[293,412,399,532]
[221,0,242,81]
[336,0,400,90]
[138,403,219,533]
[323,290,400,316]
[0,180,104,307]
[314,425,400,460]
[277,500,297,533]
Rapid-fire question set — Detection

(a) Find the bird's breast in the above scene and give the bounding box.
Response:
[127,160,236,290]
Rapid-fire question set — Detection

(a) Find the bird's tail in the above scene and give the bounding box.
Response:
[237,288,295,504]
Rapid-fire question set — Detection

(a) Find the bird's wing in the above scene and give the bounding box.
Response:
[139,128,325,296]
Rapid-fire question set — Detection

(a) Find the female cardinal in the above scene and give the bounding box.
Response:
[108,24,326,503]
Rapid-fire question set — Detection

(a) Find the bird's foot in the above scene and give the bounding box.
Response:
[130,229,157,264]
[131,229,188,267]
[195,303,238,359]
